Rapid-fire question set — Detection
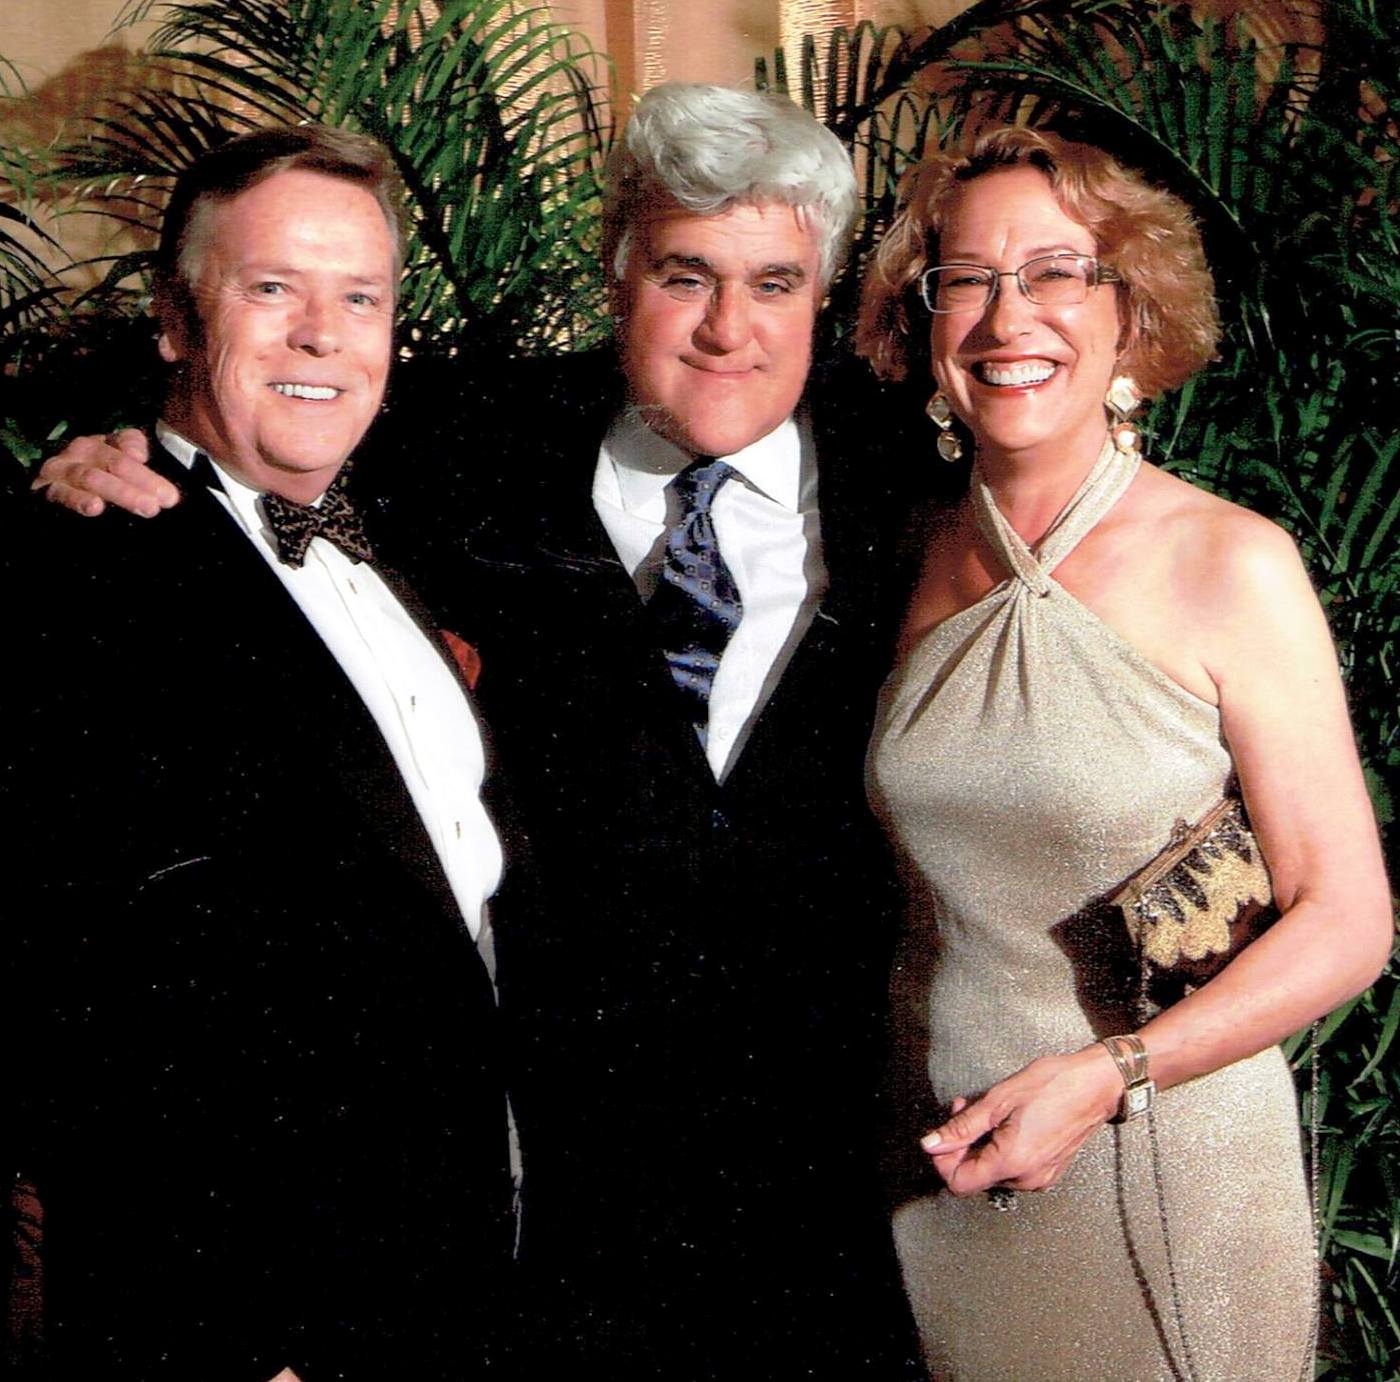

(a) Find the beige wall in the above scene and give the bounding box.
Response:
[1,3,163,288]
[553,1,972,102]
[1,0,972,99]
[1,0,157,87]
[0,0,1314,100]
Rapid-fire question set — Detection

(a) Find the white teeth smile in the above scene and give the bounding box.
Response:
[977,361,1056,387]
[270,383,339,400]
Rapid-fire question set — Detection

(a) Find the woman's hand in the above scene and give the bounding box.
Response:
[921,1045,1124,1196]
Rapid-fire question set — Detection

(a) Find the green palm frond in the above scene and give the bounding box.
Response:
[1,61,81,467]
[1297,952,1400,1378]
[40,0,613,357]
[0,201,66,337]
[0,62,70,337]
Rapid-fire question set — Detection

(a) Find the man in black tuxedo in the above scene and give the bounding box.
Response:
[7,127,512,1380]
[35,86,932,1377]
[410,87,930,1378]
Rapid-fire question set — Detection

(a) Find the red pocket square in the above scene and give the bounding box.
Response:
[440,629,482,691]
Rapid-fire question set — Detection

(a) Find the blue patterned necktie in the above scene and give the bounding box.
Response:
[649,457,744,744]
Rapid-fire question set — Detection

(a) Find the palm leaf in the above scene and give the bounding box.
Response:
[41,0,613,357]
[0,65,71,335]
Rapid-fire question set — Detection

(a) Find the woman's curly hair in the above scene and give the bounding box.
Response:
[856,126,1220,401]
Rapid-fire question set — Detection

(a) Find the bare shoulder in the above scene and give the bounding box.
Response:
[1126,463,1343,707]
[1125,462,1313,611]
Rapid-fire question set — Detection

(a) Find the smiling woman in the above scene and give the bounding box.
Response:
[859,127,1219,406]
[922,164,1124,468]
[855,126,1391,1381]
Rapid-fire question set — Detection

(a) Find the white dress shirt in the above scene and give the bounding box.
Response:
[593,411,828,781]
[156,423,503,947]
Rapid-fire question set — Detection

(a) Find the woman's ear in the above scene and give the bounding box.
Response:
[1114,288,1142,373]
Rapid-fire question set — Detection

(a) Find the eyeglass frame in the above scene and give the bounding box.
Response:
[917,254,1123,314]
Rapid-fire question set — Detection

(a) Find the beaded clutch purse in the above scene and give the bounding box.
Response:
[1108,796,1316,1382]
[1112,794,1276,982]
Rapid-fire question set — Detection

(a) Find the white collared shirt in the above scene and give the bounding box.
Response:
[593,411,828,781]
[156,423,503,948]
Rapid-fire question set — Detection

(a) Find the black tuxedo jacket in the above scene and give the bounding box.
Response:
[4,448,512,1381]
[379,351,941,1379]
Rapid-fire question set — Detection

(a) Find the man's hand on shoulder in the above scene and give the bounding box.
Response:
[33,429,180,518]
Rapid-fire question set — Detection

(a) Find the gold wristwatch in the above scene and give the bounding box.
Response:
[1101,1034,1155,1122]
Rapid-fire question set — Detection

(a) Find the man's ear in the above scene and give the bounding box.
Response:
[154,277,193,364]
[607,273,630,324]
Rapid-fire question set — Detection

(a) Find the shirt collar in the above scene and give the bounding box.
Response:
[158,420,292,559]
[154,419,208,475]
[599,409,809,515]
[155,421,332,544]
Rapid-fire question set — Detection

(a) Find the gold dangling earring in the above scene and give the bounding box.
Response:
[926,390,963,463]
[1106,375,1141,454]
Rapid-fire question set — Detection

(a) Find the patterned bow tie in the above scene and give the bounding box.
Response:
[260,465,375,569]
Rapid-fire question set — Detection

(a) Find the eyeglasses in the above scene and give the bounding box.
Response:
[918,255,1122,313]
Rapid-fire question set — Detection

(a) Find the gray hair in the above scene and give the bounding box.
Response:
[602,83,859,287]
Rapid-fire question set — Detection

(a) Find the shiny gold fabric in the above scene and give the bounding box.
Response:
[868,439,1316,1381]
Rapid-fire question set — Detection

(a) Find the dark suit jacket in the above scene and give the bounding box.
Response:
[4,447,513,1381]
[378,350,941,1379]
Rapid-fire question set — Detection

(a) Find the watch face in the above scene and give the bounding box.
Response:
[1124,1081,1155,1118]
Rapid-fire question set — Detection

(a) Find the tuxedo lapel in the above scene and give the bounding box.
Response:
[149,441,467,929]
[538,459,723,785]
[449,361,718,782]
[375,552,484,701]
[714,372,922,796]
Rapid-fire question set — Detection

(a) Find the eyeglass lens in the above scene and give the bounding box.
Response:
[924,255,1097,311]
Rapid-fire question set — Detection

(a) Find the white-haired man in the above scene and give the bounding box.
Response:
[36,85,931,1379]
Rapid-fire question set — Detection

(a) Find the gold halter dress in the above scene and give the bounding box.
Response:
[867,439,1315,1381]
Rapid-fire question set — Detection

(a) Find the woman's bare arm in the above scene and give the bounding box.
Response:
[925,506,1391,1196]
